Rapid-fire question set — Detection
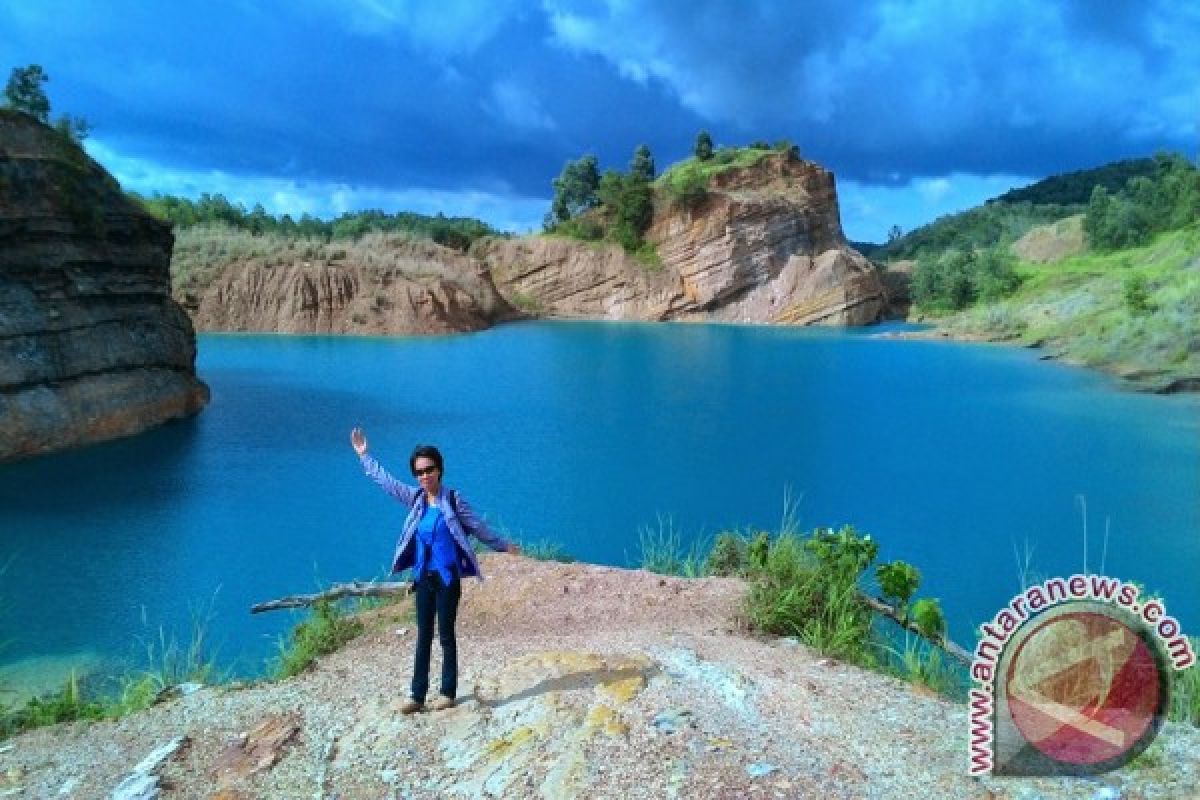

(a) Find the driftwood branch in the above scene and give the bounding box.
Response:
[858,591,973,667]
[251,581,411,614]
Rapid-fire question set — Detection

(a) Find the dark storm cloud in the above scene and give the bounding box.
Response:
[543,0,1198,181]
[0,0,1194,239]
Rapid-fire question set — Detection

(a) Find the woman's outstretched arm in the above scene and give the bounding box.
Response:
[351,427,418,508]
[454,492,520,554]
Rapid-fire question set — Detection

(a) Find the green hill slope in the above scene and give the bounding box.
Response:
[894,153,1199,391]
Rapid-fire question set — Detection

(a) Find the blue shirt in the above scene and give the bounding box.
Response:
[412,502,460,585]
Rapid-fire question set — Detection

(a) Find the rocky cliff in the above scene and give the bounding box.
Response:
[477,151,888,325]
[0,111,208,462]
[176,233,519,335]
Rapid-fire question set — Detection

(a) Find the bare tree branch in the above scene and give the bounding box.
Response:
[251,581,411,614]
[859,591,973,667]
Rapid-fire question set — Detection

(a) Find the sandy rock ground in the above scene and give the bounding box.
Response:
[1,557,1196,799]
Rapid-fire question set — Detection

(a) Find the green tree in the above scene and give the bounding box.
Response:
[550,154,601,222]
[694,130,714,161]
[876,561,921,609]
[972,246,1020,302]
[630,144,655,182]
[4,64,50,122]
[596,169,654,252]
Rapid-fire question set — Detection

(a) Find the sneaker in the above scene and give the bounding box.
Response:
[398,698,423,714]
[429,695,455,711]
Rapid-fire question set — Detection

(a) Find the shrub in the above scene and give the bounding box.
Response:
[272,600,363,679]
[1123,273,1154,314]
[743,526,878,664]
[664,169,709,210]
[747,531,771,570]
[705,532,747,577]
[910,597,947,639]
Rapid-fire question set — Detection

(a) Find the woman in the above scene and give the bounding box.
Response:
[351,427,519,713]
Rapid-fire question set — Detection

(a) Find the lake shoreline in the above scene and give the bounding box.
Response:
[874,323,1200,395]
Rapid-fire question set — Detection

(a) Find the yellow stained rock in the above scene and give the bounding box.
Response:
[585,703,629,737]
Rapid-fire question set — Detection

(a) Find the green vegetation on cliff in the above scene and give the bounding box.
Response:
[543,138,797,258]
[3,63,90,143]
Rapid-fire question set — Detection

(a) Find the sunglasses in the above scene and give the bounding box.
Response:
[413,465,439,477]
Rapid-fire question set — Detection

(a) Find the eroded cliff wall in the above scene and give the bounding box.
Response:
[178,235,519,335]
[0,111,209,462]
[477,151,888,326]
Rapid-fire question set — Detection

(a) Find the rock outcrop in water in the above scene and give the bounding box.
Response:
[476,151,888,325]
[0,110,208,462]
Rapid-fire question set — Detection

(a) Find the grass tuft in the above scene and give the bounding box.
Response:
[636,515,707,578]
[271,600,363,679]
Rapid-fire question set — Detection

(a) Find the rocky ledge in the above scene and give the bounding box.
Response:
[477,151,889,326]
[0,111,208,462]
[2,558,1195,798]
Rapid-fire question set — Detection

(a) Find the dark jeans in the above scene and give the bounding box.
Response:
[411,571,461,702]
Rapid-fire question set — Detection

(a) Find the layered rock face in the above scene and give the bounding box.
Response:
[0,111,208,462]
[184,238,517,335]
[478,151,887,325]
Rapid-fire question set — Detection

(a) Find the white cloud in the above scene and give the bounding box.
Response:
[484,80,557,131]
[86,139,549,234]
[916,177,952,204]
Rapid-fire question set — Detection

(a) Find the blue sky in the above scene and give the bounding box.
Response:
[2,1,1196,242]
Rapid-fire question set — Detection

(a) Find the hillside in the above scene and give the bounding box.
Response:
[878,154,1199,391]
[918,224,1200,392]
[872,158,1164,262]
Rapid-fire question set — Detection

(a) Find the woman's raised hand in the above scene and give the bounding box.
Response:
[350,427,368,457]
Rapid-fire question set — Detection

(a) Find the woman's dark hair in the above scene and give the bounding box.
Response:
[409,444,444,476]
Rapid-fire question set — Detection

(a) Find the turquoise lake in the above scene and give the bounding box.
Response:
[1,321,1198,690]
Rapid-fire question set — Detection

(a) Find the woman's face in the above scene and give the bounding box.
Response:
[413,456,442,496]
